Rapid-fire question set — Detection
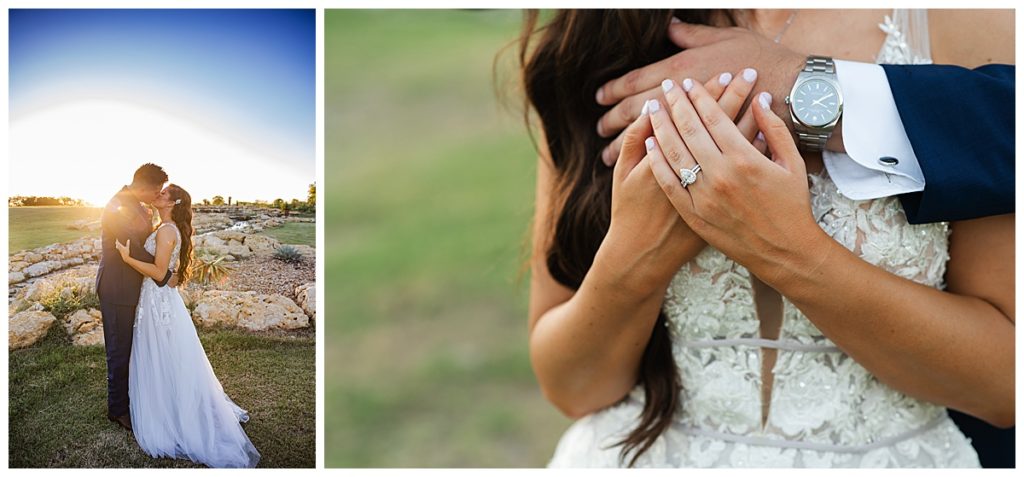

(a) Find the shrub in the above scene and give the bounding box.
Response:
[273,245,304,264]
[38,279,99,320]
[191,248,236,284]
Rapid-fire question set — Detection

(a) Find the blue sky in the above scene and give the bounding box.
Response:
[9,9,315,204]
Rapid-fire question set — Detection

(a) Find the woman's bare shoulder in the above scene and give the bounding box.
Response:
[929,9,1014,67]
[156,223,179,243]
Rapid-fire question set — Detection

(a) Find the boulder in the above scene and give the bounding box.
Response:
[24,260,60,278]
[291,245,316,259]
[295,283,316,319]
[63,308,105,347]
[192,290,309,331]
[201,235,227,248]
[62,257,85,268]
[72,327,105,346]
[245,234,281,256]
[10,311,57,349]
[226,240,253,259]
[213,230,248,243]
[9,271,25,284]
[64,308,102,335]
[192,212,233,233]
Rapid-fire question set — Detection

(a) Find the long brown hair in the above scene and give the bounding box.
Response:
[165,184,194,286]
[518,9,735,466]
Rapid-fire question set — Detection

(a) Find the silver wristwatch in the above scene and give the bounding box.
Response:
[784,56,844,152]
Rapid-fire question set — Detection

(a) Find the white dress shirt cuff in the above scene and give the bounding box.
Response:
[822,60,925,200]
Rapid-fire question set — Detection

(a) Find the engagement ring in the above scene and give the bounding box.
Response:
[680,164,702,188]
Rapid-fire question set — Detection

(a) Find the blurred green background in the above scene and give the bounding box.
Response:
[324,10,571,467]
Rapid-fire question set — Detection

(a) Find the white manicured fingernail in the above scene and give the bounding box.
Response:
[661,79,673,93]
[758,92,772,110]
[640,100,649,116]
[682,78,694,92]
[743,68,757,82]
[645,137,656,151]
[755,131,765,142]
[718,72,732,86]
[671,17,681,24]
[648,99,661,113]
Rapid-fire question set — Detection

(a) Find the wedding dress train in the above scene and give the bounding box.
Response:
[129,223,260,468]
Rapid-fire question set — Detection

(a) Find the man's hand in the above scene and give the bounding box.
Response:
[596,21,805,158]
[168,271,179,288]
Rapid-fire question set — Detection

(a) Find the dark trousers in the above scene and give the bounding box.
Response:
[100,301,137,417]
[949,409,1015,468]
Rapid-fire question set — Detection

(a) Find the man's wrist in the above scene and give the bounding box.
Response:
[772,53,805,138]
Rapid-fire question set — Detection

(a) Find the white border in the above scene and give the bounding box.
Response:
[3,1,1022,475]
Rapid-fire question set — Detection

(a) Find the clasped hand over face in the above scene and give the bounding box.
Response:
[605,68,763,289]
[643,75,828,288]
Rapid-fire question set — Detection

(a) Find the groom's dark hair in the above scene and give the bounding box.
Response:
[132,163,168,187]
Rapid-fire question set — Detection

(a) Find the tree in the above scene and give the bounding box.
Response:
[273,198,284,209]
[202,198,211,206]
[8,196,86,207]
[308,182,316,207]
[211,196,225,206]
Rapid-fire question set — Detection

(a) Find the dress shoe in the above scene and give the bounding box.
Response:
[108,413,133,432]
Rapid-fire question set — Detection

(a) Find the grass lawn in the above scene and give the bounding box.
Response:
[9,326,315,468]
[9,207,101,254]
[262,222,316,247]
[325,10,570,467]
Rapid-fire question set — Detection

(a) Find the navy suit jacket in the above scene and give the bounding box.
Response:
[95,187,171,307]
[882,64,1014,224]
[885,64,1015,468]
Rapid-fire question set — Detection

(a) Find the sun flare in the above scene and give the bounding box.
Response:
[10,100,312,207]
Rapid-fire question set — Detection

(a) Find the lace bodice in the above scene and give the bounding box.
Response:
[144,222,181,273]
[662,8,950,450]
[663,173,951,444]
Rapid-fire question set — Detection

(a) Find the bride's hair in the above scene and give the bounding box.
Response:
[165,184,194,286]
[518,9,736,466]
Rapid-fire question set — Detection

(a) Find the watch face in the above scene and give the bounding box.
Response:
[792,79,840,127]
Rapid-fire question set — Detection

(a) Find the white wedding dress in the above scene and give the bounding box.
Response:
[129,223,261,468]
[548,10,981,468]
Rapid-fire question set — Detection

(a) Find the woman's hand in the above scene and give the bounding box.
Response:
[644,77,1015,427]
[115,239,132,263]
[601,69,762,165]
[603,72,761,292]
[646,76,830,288]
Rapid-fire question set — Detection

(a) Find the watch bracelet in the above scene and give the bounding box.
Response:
[793,56,837,152]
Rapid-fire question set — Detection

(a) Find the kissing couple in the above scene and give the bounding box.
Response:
[95,163,260,467]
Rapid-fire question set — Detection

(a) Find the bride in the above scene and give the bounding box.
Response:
[115,184,260,468]
[520,10,1013,467]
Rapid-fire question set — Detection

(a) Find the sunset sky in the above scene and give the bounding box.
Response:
[9,9,315,206]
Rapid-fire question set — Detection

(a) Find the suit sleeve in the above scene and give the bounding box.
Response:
[882,64,1015,224]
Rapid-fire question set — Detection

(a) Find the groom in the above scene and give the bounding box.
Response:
[95,163,176,432]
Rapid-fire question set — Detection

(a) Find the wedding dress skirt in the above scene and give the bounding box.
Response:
[129,225,260,468]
